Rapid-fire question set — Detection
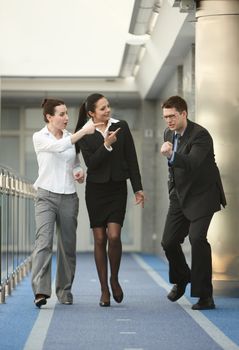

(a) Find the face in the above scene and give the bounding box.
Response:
[47,104,69,130]
[163,107,187,133]
[89,97,111,124]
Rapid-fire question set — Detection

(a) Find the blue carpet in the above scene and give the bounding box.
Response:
[0,275,39,350]
[141,253,239,346]
[0,253,238,350]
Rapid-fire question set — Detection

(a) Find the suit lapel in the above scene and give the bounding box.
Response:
[165,119,194,152]
[109,121,121,132]
[165,130,174,144]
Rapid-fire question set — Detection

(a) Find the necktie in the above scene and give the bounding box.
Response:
[173,133,180,152]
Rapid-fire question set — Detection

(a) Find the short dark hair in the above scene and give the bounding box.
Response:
[161,95,188,114]
[41,98,65,123]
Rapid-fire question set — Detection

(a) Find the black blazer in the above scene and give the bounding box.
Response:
[164,119,226,220]
[76,120,143,193]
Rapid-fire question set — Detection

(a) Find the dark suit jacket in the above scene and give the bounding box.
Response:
[76,120,143,193]
[164,119,226,220]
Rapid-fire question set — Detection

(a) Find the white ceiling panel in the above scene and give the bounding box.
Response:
[0,0,135,77]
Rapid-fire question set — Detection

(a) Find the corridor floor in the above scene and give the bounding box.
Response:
[0,253,239,350]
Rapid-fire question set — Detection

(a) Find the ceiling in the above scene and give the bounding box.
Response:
[0,0,196,106]
[0,0,157,78]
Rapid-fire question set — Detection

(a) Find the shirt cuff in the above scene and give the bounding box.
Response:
[104,144,113,152]
[168,151,175,164]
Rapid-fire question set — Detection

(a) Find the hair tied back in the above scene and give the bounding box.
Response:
[84,100,88,112]
[41,98,48,108]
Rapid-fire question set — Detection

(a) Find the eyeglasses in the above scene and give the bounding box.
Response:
[163,113,180,121]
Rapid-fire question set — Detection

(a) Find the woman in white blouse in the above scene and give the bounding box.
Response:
[31,98,101,308]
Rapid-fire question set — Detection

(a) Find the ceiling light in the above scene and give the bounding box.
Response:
[133,64,140,76]
[126,33,150,46]
[147,10,159,34]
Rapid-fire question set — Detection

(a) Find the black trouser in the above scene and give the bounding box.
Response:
[161,190,213,298]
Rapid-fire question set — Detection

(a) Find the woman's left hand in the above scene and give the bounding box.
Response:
[74,171,85,183]
[135,190,145,208]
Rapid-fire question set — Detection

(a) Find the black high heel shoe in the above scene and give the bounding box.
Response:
[99,299,110,307]
[110,277,124,303]
[99,289,111,307]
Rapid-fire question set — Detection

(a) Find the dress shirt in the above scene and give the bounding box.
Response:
[84,117,120,151]
[33,125,80,193]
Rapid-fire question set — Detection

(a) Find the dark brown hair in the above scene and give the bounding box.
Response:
[41,98,65,123]
[74,93,105,153]
[161,95,188,114]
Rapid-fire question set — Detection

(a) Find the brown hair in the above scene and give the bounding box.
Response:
[161,95,188,114]
[41,98,65,123]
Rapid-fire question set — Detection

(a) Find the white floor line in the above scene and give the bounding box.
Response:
[132,253,239,350]
[124,348,144,350]
[23,282,57,350]
[116,318,132,322]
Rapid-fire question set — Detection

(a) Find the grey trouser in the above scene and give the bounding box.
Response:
[31,188,79,302]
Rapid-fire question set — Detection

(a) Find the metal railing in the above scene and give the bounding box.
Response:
[0,164,36,303]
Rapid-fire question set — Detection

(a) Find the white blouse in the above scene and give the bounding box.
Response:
[33,125,80,194]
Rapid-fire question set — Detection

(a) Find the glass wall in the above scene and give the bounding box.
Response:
[0,108,21,175]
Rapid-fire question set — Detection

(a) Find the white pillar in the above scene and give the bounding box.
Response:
[196,0,239,293]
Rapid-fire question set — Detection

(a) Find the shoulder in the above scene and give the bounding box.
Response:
[114,119,130,129]
[186,120,213,147]
[188,120,211,137]
[63,129,72,137]
[109,119,129,132]
[33,126,47,139]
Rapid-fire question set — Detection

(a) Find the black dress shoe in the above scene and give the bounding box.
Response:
[167,282,188,302]
[192,297,215,310]
[34,295,47,308]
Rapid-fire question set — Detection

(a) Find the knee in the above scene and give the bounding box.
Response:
[108,233,121,245]
[161,238,175,252]
[189,235,195,246]
[189,235,208,248]
[94,235,107,247]
[34,236,52,252]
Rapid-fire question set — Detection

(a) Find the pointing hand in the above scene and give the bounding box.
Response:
[104,128,121,147]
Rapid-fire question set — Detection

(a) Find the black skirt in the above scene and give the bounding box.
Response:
[85,180,127,228]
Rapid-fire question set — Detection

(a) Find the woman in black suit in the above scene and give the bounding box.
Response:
[75,93,145,307]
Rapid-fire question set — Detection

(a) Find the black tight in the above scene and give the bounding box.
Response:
[93,223,122,297]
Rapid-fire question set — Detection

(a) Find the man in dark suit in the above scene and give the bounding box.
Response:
[160,95,226,310]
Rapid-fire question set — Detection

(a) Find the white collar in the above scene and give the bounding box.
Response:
[85,117,119,136]
[42,125,69,137]
[85,117,119,126]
